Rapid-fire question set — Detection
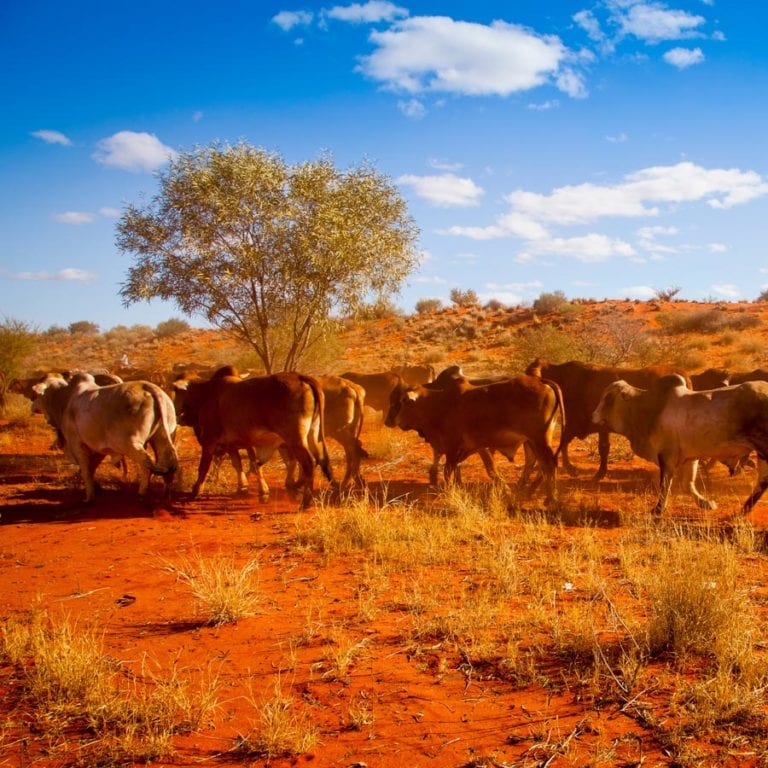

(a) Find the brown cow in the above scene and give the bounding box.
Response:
[526,358,691,480]
[385,375,564,507]
[283,375,367,491]
[414,365,538,485]
[173,367,332,508]
[340,370,401,414]
[593,374,768,516]
[690,367,730,390]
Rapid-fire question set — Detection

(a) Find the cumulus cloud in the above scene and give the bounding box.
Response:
[398,173,484,207]
[31,129,72,146]
[93,131,176,172]
[325,1,408,24]
[13,268,98,283]
[508,162,768,225]
[272,10,314,30]
[525,233,636,263]
[618,3,706,43]
[663,46,704,68]
[443,161,767,267]
[53,211,96,225]
[360,16,586,99]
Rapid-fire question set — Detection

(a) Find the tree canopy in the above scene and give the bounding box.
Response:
[117,143,420,372]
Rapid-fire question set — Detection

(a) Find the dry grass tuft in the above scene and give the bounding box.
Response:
[234,675,319,759]
[160,549,260,626]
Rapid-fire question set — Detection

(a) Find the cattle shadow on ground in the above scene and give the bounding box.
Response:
[121,619,210,636]
[0,488,182,525]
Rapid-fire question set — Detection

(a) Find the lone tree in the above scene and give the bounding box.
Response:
[117,143,420,372]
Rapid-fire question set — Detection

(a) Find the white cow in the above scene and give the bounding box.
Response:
[592,374,768,516]
[33,372,178,502]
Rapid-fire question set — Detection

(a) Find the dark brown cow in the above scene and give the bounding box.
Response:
[728,368,768,385]
[390,363,436,387]
[385,375,564,507]
[526,358,691,480]
[340,370,401,414]
[415,365,536,485]
[690,367,730,390]
[173,366,331,508]
[593,374,768,516]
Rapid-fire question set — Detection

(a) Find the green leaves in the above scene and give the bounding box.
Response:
[118,143,419,371]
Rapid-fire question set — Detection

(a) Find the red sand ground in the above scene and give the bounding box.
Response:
[4,301,768,767]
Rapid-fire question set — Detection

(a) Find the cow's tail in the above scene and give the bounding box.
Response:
[300,375,333,482]
[145,385,179,477]
[352,388,369,459]
[542,378,566,459]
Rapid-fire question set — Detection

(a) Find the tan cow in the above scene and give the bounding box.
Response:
[385,375,564,507]
[593,374,768,516]
[32,372,178,502]
[390,363,435,387]
[173,367,331,508]
[526,358,691,480]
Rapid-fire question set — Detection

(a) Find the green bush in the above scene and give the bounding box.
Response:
[414,298,443,315]
[657,310,761,335]
[449,288,479,308]
[68,320,100,335]
[155,317,190,338]
[532,290,569,315]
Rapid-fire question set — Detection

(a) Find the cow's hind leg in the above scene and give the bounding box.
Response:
[742,457,768,515]
[680,459,716,511]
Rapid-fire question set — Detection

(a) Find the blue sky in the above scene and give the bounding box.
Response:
[2,0,767,330]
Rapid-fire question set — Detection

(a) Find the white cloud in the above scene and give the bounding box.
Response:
[398,98,426,119]
[712,30,726,42]
[413,275,447,284]
[31,129,72,146]
[617,3,706,43]
[527,233,636,263]
[325,1,408,24]
[663,46,704,68]
[93,131,176,172]
[637,224,678,237]
[528,99,560,111]
[99,207,120,218]
[508,162,768,225]
[13,268,97,283]
[708,242,728,253]
[272,10,314,31]
[192,110,204,122]
[360,16,584,98]
[53,211,96,225]
[398,173,484,207]
[606,132,628,143]
[428,157,463,172]
[711,283,740,298]
[621,285,656,299]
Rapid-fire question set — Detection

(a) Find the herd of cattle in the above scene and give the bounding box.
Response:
[10,359,768,518]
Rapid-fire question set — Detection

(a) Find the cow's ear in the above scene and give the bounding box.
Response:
[173,379,189,392]
[406,390,419,401]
